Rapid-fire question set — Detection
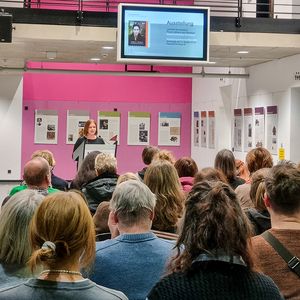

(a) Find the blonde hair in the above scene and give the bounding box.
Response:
[117,172,140,185]
[95,153,117,175]
[144,160,184,232]
[31,150,56,167]
[29,191,95,272]
[153,150,176,165]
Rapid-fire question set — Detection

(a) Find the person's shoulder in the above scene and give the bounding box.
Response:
[96,239,120,252]
[47,187,60,193]
[247,271,284,298]
[93,283,128,300]
[0,282,26,298]
[9,185,27,196]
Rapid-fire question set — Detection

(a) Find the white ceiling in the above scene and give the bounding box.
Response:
[1,23,300,70]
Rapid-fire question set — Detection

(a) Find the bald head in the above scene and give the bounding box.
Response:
[23,157,51,188]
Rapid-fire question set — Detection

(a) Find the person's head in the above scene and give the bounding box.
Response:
[235,159,250,182]
[83,119,97,137]
[133,24,140,37]
[142,146,159,165]
[264,161,300,216]
[31,150,56,168]
[109,180,156,231]
[0,190,44,265]
[93,201,110,234]
[250,168,270,212]
[174,157,198,178]
[214,149,236,181]
[23,157,51,188]
[72,151,101,189]
[153,149,176,165]
[170,180,253,273]
[194,167,228,184]
[95,153,117,176]
[117,172,140,185]
[246,147,273,175]
[29,191,95,272]
[144,160,184,231]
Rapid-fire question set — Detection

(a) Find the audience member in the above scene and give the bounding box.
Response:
[31,149,68,191]
[144,160,184,233]
[214,149,245,189]
[252,162,300,299]
[82,152,118,214]
[0,190,44,288]
[137,146,159,180]
[91,180,174,300]
[246,168,271,235]
[153,149,176,165]
[3,157,58,206]
[70,151,101,190]
[174,157,198,193]
[147,180,283,300]
[236,147,273,209]
[235,159,250,182]
[93,172,140,235]
[0,191,127,300]
[194,167,228,184]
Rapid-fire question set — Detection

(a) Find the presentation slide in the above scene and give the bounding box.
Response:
[123,8,206,60]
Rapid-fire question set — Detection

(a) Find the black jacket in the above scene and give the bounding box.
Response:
[81,172,118,214]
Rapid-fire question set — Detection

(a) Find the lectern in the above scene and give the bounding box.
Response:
[73,141,117,169]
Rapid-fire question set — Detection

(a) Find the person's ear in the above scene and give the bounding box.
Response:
[264,193,271,208]
[108,210,118,226]
[149,210,154,221]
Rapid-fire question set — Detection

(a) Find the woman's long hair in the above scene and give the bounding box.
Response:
[144,160,184,232]
[169,180,254,273]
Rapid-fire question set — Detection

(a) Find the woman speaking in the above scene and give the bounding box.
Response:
[73,119,104,162]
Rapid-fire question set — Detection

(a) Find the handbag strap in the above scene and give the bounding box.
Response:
[262,231,300,277]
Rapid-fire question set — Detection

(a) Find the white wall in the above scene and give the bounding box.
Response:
[0,74,23,180]
[191,54,300,168]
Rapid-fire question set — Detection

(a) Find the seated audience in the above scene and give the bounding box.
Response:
[235,159,250,182]
[252,162,300,299]
[214,149,245,189]
[236,147,273,209]
[0,190,44,288]
[31,149,68,191]
[3,157,58,206]
[246,168,271,235]
[0,191,127,300]
[137,146,159,180]
[147,181,283,300]
[90,180,174,300]
[93,172,140,235]
[144,160,184,233]
[82,152,118,214]
[174,157,198,193]
[70,151,101,190]
[194,167,228,184]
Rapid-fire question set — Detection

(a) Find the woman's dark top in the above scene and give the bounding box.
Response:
[73,136,105,160]
[246,209,271,236]
[229,176,245,190]
[148,260,283,300]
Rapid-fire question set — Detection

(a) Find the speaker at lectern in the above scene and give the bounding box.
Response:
[72,139,117,169]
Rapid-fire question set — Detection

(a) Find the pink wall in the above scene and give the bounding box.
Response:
[22,71,192,180]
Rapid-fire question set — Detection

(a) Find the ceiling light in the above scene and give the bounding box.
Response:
[102,46,114,50]
[237,50,249,54]
[46,51,57,60]
[90,57,101,61]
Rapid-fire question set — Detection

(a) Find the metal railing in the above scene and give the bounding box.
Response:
[0,0,299,19]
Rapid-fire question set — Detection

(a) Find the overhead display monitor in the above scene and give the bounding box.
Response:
[117,4,210,65]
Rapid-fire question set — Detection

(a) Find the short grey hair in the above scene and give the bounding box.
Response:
[0,189,44,265]
[110,180,156,226]
[95,153,117,175]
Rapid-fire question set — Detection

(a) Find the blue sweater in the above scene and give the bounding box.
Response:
[90,232,174,300]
